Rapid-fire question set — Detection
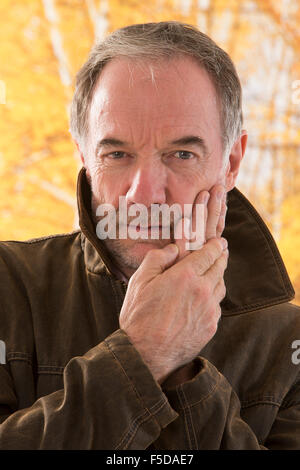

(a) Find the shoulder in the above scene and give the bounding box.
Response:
[0,229,81,252]
[0,230,82,272]
[264,301,300,321]
[0,229,83,311]
[0,230,83,353]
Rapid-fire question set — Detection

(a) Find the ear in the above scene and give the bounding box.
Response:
[225,130,247,191]
[75,141,91,181]
[75,141,86,167]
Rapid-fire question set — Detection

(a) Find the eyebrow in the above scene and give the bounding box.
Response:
[95,138,126,156]
[95,135,208,156]
[169,136,208,155]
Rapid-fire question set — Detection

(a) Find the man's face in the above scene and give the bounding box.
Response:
[83,55,228,276]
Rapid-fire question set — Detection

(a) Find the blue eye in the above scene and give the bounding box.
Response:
[174,151,194,160]
[109,151,126,159]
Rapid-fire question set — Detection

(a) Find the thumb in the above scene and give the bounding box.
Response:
[138,243,179,282]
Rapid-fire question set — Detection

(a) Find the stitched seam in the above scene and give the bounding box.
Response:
[37,370,63,376]
[6,352,32,359]
[117,398,168,449]
[38,365,64,373]
[6,353,32,366]
[240,395,281,406]
[177,385,197,450]
[104,339,168,433]
[241,401,281,410]
[234,189,293,297]
[108,275,123,313]
[6,356,65,374]
[240,394,283,407]
[175,371,221,410]
[183,387,197,450]
[104,338,165,415]
[115,409,150,449]
[2,230,80,245]
[177,386,192,449]
[115,398,168,450]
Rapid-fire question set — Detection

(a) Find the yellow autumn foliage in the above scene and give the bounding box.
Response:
[0,0,299,303]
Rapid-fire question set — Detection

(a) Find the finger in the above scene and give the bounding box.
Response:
[206,184,226,240]
[187,191,209,251]
[173,216,188,261]
[174,237,227,277]
[204,248,229,288]
[174,190,209,260]
[134,243,179,284]
[216,195,228,238]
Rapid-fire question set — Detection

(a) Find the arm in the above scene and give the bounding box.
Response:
[0,329,178,449]
[155,359,300,450]
[119,186,300,449]
[156,357,266,450]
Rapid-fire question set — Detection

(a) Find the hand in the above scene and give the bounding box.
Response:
[206,183,228,240]
[162,183,228,387]
[119,184,228,383]
[175,183,227,259]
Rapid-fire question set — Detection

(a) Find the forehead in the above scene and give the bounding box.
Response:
[88,56,221,138]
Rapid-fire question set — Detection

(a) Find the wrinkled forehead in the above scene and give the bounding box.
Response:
[88,56,221,138]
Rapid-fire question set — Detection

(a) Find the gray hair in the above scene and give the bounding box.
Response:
[69,21,243,157]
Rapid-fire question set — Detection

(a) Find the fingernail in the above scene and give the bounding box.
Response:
[221,237,228,250]
[168,243,179,256]
[204,192,210,204]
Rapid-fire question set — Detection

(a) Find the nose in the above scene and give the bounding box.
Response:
[126,160,167,207]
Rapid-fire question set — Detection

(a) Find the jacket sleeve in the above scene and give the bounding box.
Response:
[153,357,300,450]
[0,329,178,449]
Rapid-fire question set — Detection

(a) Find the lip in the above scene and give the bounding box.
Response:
[129,225,162,231]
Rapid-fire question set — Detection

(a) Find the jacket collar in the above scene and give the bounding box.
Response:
[77,167,295,316]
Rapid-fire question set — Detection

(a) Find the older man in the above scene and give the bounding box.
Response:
[0,21,299,450]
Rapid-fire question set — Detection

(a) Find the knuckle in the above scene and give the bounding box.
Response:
[203,247,216,267]
[222,251,229,270]
[214,207,222,218]
[207,307,221,336]
[207,319,218,337]
[220,252,229,269]
[211,237,224,253]
[221,284,226,300]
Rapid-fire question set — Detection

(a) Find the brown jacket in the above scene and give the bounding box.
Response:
[0,168,299,450]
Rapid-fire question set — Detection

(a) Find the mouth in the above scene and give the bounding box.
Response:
[131,225,162,232]
[127,225,173,240]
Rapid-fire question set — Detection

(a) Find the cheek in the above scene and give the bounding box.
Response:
[167,167,209,204]
[90,169,129,206]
